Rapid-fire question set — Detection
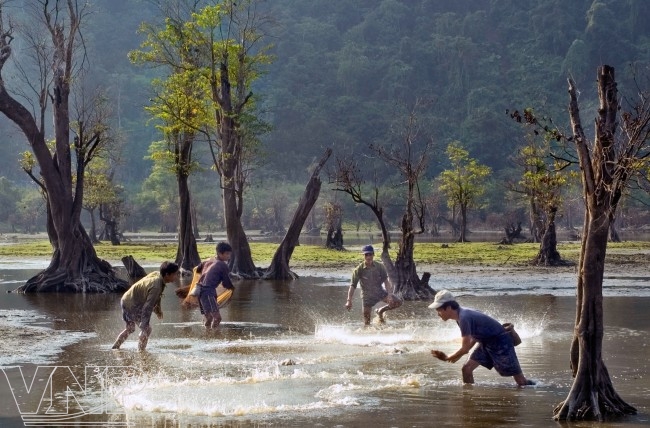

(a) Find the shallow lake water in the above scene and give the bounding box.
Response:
[0,258,649,427]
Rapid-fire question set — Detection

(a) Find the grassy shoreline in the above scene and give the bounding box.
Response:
[1,240,648,269]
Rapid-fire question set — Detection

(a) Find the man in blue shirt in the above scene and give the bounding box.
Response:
[429,289,534,386]
[196,242,235,329]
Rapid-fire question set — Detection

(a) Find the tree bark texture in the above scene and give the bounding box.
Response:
[392,210,435,300]
[554,65,636,421]
[264,149,331,280]
[0,7,126,293]
[533,207,565,266]
[457,205,468,242]
[175,137,200,270]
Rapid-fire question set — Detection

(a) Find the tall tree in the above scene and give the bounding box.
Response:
[438,141,491,243]
[197,0,272,276]
[553,65,647,421]
[509,132,572,265]
[129,1,210,270]
[0,1,126,293]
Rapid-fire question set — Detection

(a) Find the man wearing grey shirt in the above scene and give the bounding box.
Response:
[345,245,402,325]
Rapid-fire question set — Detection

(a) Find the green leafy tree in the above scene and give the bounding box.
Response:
[438,141,491,242]
[129,1,214,269]
[509,132,573,265]
[193,0,273,276]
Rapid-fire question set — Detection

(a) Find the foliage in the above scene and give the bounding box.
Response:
[438,141,491,213]
[3,1,650,237]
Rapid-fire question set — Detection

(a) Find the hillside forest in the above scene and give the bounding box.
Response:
[0,0,649,241]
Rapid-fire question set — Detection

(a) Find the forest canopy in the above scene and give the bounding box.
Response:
[1,0,649,236]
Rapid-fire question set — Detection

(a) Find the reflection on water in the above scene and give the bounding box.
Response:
[0,262,649,427]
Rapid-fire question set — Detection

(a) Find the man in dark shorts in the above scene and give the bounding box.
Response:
[345,245,402,325]
[196,242,234,329]
[429,289,534,386]
[112,261,180,351]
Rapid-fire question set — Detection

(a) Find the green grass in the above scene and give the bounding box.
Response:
[1,239,648,269]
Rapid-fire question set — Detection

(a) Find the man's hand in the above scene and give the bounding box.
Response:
[447,352,463,363]
[345,299,352,311]
[431,350,447,361]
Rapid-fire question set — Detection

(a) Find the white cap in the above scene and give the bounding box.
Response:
[428,289,456,309]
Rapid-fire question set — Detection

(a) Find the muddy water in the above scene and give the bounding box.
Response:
[0,259,649,427]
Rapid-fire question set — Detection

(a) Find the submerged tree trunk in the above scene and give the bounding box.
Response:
[17,222,126,293]
[554,65,636,421]
[391,209,435,300]
[264,149,331,280]
[533,207,566,266]
[325,201,344,250]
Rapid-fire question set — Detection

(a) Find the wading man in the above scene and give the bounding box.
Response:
[112,261,180,351]
[195,242,234,329]
[345,245,402,325]
[429,289,534,386]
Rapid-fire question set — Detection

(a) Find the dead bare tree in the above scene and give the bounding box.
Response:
[263,148,331,280]
[553,65,647,421]
[331,100,435,300]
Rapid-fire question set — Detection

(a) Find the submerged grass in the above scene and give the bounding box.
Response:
[0,239,648,269]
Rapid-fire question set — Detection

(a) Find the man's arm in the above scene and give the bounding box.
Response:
[218,261,235,289]
[446,335,476,363]
[140,282,163,328]
[346,266,360,310]
[345,286,355,310]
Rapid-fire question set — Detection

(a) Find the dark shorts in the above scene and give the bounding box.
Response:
[470,333,522,377]
[362,290,389,308]
[199,291,220,316]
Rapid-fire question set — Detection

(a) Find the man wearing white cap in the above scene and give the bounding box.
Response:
[429,289,534,386]
[345,245,402,325]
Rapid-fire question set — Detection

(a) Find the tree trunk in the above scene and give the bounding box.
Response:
[529,198,544,243]
[457,205,468,242]
[325,223,344,250]
[87,208,100,244]
[554,65,636,421]
[16,221,126,293]
[608,215,621,242]
[392,210,435,300]
[175,143,200,270]
[121,255,147,285]
[554,209,635,420]
[223,182,257,276]
[264,149,331,279]
[533,207,566,266]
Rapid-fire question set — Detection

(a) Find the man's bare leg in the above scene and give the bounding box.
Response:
[210,312,222,328]
[112,322,135,349]
[204,314,214,329]
[461,359,480,384]
[138,325,152,351]
[375,306,387,323]
[363,307,372,325]
[514,373,535,386]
